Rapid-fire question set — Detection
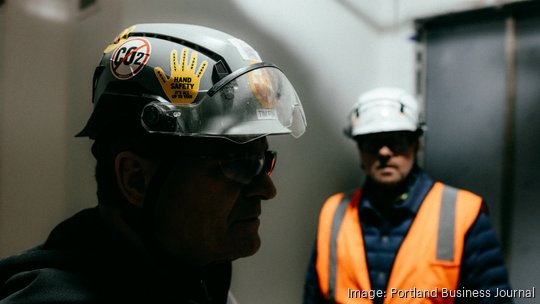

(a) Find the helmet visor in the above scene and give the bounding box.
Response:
[141,65,306,143]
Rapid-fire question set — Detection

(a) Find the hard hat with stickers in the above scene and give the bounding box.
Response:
[77,23,307,143]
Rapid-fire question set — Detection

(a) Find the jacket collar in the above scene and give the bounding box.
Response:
[360,166,434,216]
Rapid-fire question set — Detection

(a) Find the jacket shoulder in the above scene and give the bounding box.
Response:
[1,267,94,303]
[0,246,95,303]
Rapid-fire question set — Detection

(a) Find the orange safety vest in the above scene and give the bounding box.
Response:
[316,182,482,304]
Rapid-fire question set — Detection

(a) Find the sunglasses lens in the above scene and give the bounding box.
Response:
[263,151,277,176]
[219,151,277,184]
[360,134,412,154]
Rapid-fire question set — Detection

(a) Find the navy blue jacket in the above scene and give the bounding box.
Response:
[0,207,231,303]
[303,168,513,304]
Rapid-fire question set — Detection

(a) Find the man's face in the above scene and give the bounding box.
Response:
[150,137,276,265]
[356,131,418,186]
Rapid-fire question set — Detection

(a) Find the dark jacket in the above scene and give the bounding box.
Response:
[303,168,513,304]
[0,207,231,303]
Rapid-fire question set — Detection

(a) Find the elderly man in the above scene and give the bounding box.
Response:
[303,87,512,304]
[0,23,306,303]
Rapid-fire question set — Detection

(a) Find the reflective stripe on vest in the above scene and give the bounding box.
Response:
[316,182,482,304]
[328,193,351,300]
[438,185,458,261]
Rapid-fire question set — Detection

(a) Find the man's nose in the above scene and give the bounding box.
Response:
[379,145,394,156]
[378,145,394,157]
[245,173,277,200]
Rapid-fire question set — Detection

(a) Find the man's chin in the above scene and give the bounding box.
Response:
[226,248,260,263]
[372,173,402,185]
[239,236,261,257]
[223,234,261,261]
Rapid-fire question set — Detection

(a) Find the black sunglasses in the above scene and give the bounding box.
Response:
[356,132,417,155]
[181,150,277,184]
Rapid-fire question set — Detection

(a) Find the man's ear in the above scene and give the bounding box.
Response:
[115,151,156,208]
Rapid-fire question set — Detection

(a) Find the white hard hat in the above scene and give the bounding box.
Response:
[76,23,307,143]
[345,87,422,137]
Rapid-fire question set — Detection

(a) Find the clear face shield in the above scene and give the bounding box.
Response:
[141,63,306,144]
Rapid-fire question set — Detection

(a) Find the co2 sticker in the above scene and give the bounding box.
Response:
[104,25,136,54]
[110,38,151,80]
[154,48,208,104]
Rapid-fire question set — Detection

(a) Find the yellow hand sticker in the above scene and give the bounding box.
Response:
[154,48,208,104]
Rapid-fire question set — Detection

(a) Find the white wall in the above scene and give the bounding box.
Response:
[0,0,120,255]
[0,1,525,303]
[0,1,72,252]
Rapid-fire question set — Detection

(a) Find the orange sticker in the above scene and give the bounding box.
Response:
[104,25,136,53]
[248,67,275,109]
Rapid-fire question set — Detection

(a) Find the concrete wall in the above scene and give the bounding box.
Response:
[0,1,530,303]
